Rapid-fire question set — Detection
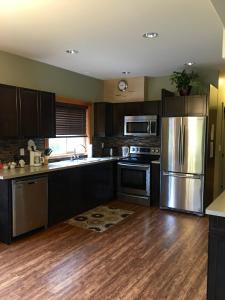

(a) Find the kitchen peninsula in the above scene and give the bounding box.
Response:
[0,158,117,244]
[206,192,225,299]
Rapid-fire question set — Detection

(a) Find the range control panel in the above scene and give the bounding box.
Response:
[130,146,160,155]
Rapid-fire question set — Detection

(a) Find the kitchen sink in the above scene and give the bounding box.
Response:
[49,158,103,167]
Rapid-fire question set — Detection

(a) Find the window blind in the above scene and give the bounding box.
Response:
[56,103,87,136]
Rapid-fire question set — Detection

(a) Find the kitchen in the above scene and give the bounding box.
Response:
[0,1,225,299]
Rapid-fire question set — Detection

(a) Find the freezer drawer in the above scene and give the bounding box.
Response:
[12,176,48,237]
[160,172,204,214]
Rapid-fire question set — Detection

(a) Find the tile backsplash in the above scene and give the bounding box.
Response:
[0,139,45,163]
[93,136,160,157]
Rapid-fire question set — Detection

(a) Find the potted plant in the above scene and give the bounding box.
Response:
[170,69,199,96]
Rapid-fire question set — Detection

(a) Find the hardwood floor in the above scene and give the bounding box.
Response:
[0,201,208,300]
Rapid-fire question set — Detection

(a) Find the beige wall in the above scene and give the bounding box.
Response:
[0,51,103,102]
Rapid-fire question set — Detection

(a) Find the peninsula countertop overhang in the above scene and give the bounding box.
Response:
[206,190,225,218]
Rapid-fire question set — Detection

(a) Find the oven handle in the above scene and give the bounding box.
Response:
[118,162,150,169]
[147,121,150,134]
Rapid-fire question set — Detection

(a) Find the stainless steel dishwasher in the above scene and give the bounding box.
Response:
[12,176,48,237]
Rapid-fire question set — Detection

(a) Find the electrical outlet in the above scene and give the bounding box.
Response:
[101,143,104,149]
[20,148,25,156]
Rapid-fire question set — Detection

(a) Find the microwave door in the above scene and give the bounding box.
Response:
[125,121,150,136]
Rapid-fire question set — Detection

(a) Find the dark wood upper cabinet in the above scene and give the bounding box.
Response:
[38,91,56,138]
[94,102,113,137]
[0,84,18,137]
[123,102,143,115]
[162,95,207,117]
[162,96,185,117]
[186,95,207,116]
[143,101,162,116]
[113,103,125,137]
[0,83,56,138]
[18,88,39,137]
[94,100,161,137]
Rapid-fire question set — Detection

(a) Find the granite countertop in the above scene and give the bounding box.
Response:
[0,157,120,180]
[206,190,225,217]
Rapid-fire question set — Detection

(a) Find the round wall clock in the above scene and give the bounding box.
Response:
[118,79,128,92]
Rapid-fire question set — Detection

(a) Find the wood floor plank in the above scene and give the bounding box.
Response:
[0,201,208,299]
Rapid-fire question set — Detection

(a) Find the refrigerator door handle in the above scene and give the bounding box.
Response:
[178,125,182,165]
[162,172,201,179]
[182,124,185,165]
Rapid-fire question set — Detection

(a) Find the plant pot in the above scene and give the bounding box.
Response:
[179,86,192,96]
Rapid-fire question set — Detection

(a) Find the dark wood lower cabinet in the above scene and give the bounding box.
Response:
[48,162,115,226]
[48,170,73,226]
[207,216,225,300]
[150,162,160,207]
[0,180,12,244]
[0,162,115,243]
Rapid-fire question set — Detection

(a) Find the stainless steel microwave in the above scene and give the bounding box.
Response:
[124,115,157,136]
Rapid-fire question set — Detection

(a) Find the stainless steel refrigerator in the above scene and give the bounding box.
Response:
[160,117,206,215]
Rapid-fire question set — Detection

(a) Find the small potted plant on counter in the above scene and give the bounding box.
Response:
[170,69,199,96]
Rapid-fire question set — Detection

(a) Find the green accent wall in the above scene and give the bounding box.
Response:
[0,50,219,102]
[0,51,103,102]
[146,69,219,101]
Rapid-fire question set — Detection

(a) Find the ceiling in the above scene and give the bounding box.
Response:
[0,0,224,79]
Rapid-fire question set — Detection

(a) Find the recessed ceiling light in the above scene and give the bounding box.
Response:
[66,49,79,54]
[185,62,195,66]
[142,32,159,39]
[122,71,130,75]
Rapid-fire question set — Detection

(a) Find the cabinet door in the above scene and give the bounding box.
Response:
[0,84,18,137]
[82,162,114,210]
[39,91,56,137]
[207,231,225,300]
[69,167,83,215]
[18,88,39,137]
[113,103,125,136]
[48,171,71,226]
[186,95,207,116]
[123,102,144,116]
[143,101,161,116]
[162,96,185,117]
[151,163,160,206]
[0,180,12,244]
[94,102,113,137]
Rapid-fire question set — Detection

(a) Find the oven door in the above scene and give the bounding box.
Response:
[117,162,150,197]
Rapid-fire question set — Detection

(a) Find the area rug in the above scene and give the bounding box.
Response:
[66,205,134,232]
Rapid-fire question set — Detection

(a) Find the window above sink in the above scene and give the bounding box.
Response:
[49,137,87,158]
